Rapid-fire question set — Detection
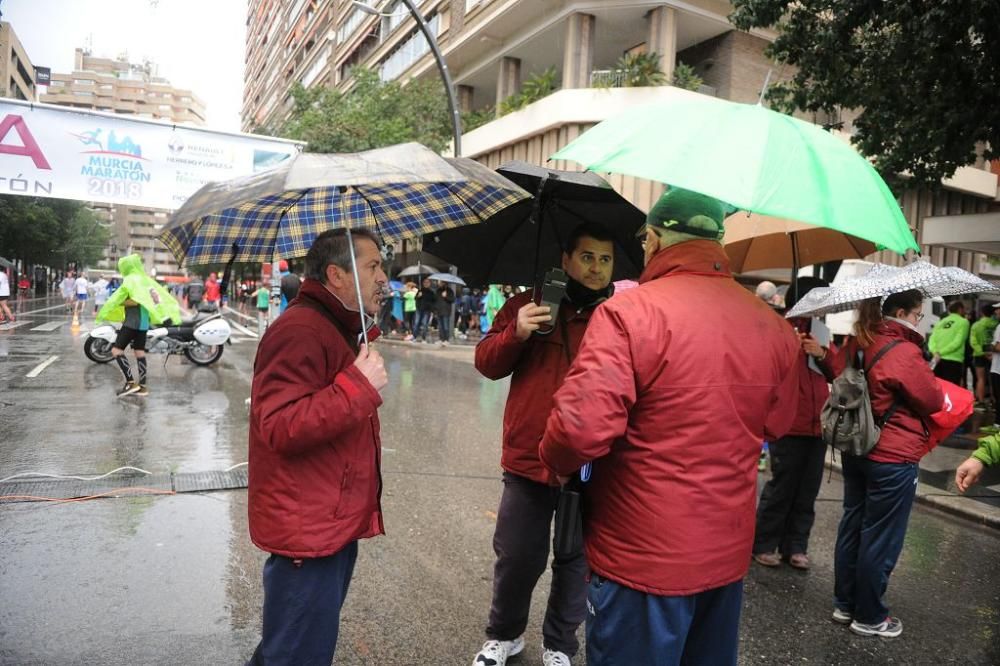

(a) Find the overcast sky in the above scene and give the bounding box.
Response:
[4,0,246,131]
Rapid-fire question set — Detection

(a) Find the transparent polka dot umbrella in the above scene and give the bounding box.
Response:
[786,261,1000,319]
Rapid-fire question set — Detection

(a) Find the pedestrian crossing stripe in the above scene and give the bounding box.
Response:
[0,320,32,330]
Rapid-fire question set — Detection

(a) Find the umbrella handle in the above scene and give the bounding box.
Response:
[346,228,370,347]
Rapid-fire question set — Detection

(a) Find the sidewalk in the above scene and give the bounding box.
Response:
[826,409,1000,528]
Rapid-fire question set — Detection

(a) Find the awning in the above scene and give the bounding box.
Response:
[922,212,1000,254]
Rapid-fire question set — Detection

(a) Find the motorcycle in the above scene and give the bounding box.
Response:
[84,306,232,366]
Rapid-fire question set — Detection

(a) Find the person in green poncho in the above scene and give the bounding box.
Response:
[97,254,182,398]
[955,435,1000,493]
[485,284,505,328]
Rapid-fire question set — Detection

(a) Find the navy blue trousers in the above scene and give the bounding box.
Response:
[834,455,918,625]
[248,541,358,666]
[586,574,743,665]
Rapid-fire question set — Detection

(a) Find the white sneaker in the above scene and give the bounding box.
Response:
[473,637,524,666]
[542,649,572,666]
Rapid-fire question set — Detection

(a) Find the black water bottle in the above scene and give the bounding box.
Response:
[553,473,583,559]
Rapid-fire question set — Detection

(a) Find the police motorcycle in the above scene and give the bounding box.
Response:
[84,303,232,366]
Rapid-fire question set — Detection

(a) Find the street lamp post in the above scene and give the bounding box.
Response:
[351,0,462,156]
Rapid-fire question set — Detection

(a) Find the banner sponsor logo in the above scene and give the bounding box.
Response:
[0,99,300,209]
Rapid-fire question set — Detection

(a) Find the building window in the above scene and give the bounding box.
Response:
[379,14,440,81]
[73,78,95,85]
[301,45,330,87]
[382,1,407,36]
[337,7,369,44]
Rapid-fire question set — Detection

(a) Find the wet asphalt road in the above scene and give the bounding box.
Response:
[1,297,998,665]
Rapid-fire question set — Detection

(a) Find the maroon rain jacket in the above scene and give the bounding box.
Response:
[540,241,801,596]
[248,279,384,558]
[844,320,943,464]
[475,290,599,485]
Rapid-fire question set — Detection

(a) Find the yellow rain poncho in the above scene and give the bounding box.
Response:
[97,254,182,325]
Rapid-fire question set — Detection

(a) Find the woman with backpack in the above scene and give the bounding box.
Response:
[832,289,943,639]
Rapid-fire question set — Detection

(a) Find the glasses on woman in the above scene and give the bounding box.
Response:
[910,310,925,322]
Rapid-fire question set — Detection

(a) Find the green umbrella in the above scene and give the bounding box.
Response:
[551,94,919,255]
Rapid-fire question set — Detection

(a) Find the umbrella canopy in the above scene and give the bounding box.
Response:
[786,261,999,318]
[429,272,466,286]
[388,280,405,291]
[158,143,529,266]
[724,213,877,273]
[551,94,919,255]
[397,264,440,278]
[423,161,645,287]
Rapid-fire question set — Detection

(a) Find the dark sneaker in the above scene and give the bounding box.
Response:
[832,608,853,624]
[135,385,149,397]
[850,616,903,638]
[116,382,140,398]
[473,637,524,666]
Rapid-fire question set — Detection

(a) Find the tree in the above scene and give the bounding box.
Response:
[0,196,110,269]
[280,68,455,154]
[730,0,1000,188]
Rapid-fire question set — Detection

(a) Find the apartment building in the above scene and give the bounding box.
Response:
[245,0,999,274]
[0,21,36,101]
[40,49,207,277]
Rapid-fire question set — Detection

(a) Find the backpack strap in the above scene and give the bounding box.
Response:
[862,340,904,427]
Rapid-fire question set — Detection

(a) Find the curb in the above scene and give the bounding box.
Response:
[823,459,1000,530]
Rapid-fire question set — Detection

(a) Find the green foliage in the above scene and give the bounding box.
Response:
[281,68,455,153]
[730,0,1000,188]
[671,62,703,91]
[499,67,559,115]
[617,52,667,87]
[462,105,495,132]
[0,196,110,269]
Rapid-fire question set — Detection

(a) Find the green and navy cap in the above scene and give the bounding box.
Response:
[641,188,728,242]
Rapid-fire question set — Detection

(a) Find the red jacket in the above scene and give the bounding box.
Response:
[786,320,839,438]
[844,320,943,464]
[539,241,800,596]
[248,279,384,558]
[476,290,598,485]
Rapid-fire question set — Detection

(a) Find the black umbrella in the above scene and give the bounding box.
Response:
[423,161,646,288]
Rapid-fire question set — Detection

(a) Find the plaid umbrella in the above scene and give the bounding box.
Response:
[159,143,529,267]
[786,261,999,318]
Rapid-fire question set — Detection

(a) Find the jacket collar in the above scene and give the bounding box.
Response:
[876,318,924,346]
[292,278,382,343]
[639,240,732,284]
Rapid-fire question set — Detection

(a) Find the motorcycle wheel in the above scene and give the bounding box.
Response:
[184,343,224,366]
[84,337,115,363]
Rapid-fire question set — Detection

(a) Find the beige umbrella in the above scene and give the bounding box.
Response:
[723,213,876,274]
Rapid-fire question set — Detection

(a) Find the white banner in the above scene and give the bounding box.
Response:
[0,98,302,210]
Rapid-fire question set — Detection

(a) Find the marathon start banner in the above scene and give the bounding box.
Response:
[0,98,302,210]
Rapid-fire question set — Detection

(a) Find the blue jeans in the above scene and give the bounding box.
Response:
[248,542,358,665]
[834,455,918,625]
[586,574,743,665]
[414,310,432,340]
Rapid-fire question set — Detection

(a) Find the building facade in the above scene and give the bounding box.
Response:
[40,49,207,278]
[244,0,999,275]
[0,21,36,101]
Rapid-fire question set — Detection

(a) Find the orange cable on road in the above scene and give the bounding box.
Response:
[0,487,177,504]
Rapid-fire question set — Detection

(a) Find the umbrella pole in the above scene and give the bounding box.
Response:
[790,232,800,308]
[346,228,370,347]
[530,175,550,297]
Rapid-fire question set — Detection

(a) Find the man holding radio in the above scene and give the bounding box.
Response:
[472,223,615,666]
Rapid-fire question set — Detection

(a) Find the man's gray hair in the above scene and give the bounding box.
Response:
[304,228,381,283]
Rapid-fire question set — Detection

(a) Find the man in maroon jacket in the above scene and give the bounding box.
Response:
[247,228,388,665]
[753,278,840,570]
[472,223,615,666]
[540,189,800,665]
